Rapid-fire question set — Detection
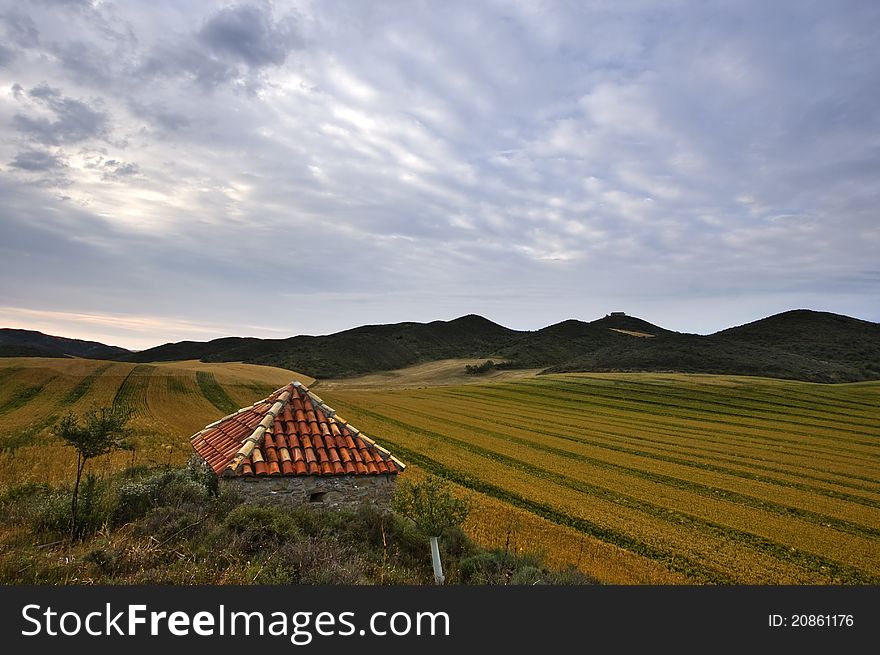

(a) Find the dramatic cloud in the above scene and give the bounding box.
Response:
[199,3,301,67]
[0,1,877,348]
[8,149,65,171]
[12,83,109,145]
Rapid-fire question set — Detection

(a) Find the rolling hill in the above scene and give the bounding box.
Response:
[0,328,130,360]
[122,314,519,379]
[4,310,879,382]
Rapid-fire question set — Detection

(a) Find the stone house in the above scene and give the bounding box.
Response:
[189,380,404,509]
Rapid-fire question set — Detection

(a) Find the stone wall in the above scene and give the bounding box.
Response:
[222,474,397,510]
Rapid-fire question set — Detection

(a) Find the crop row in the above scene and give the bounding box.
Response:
[347,401,880,573]
[460,381,880,455]
[428,389,880,493]
[371,426,843,584]
[543,375,880,432]
[61,363,114,406]
[491,379,880,452]
[432,385,880,476]
[364,395,880,534]
[348,391,880,511]
[331,397,878,584]
[195,371,239,415]
[553,374,880,426]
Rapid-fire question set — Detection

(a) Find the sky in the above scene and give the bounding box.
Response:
[1,0,878,350]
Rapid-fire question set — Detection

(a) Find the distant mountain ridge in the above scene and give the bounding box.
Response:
[3,310,878,382]
[0,328,130,360]
[121,309,880,383]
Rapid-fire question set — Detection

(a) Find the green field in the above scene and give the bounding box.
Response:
[1,358,877,584]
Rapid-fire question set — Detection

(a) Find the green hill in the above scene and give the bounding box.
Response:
[123,315,518,379]
[0,328,130,360]
[117,310,880,383]
[5,310,877,382]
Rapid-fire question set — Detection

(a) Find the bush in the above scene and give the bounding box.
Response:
[114,466,214,525]
[465,360,496,375]
[74,473,114,537]
[393,476,470,536]
[459,549,543,584]
[510,566,545,585]
[222,504,301,556]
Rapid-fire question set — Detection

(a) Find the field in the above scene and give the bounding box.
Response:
[1,357,877,584]
[0,358,311,488]
[320,372,880,584]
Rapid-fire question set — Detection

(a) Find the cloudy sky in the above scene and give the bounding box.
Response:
[1,0,878,350]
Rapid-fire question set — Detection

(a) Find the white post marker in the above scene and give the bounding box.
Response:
[430,536,445,584]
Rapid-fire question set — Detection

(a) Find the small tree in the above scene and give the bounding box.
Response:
[393,475,470,584]
[54,406,133,538]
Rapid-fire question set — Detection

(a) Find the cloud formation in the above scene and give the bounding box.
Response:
[0,1,877,348]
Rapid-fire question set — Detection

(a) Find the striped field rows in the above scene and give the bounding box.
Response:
[323,373,880,584]
[0,358,302,487]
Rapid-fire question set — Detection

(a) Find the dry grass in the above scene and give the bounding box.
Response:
[317,358,542,391]
[0,358,310,488]
[321,373,880,584]
[2,357,877,585]
[608,328,656,338]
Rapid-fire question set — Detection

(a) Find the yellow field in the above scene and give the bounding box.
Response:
[320,372,880,584]
[1,358,877,584]
[0,358,308,487]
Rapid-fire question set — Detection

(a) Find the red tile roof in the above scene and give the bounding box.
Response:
[190,381,405,478]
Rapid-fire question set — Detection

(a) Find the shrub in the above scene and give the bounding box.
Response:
[114,466,214,525]
[510,566,545,585]
[393,476,470,537]
[465,360,496,375]
[222,504,300,556]
[459,548,544,584]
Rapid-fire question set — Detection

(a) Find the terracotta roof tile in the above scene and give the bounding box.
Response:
[189,381,403,478]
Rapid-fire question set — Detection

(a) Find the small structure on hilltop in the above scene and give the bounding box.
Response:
[189,381,405,509]
[607,312,626,317]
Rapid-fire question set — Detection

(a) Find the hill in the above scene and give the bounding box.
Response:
[711,310,880,371]
[6,310,879,382]
[123,314,518,379]
[122,310,880,382]
[0,328,130,360]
